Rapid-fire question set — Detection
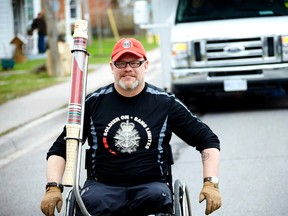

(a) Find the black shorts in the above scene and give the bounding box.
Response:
[80,179,173,216]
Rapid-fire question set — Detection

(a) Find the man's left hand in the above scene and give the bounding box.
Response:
[199,182,222,215]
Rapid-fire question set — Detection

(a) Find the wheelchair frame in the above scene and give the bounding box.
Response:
[64,145,192,216]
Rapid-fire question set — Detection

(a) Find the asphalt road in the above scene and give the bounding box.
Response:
[171,105,288,216]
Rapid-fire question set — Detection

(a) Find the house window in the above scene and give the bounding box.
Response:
[70,0,76,19]
[26,0,34,20]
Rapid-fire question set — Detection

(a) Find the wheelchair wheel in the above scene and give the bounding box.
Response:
[65,188,89,216]
[173,179,192,216]
[64,188,77,216]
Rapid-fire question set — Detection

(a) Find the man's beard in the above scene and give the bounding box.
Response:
[118,79,140,91]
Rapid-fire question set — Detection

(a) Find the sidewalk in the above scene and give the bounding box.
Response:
[0,49,160,158]
[0,64,111,136]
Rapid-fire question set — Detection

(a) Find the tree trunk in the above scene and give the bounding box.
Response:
[43,0,62,77]
[83,0,93,44]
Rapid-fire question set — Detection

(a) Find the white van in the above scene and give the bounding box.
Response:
[136,0,288,102]
[170,0,288,101]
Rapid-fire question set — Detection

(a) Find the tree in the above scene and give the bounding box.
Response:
[43,0,62,77]
[83,0,93,44]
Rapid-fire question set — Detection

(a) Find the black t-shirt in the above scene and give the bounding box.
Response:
[47,83,220,186]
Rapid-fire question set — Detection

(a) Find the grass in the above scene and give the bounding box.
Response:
[12,58,46,71]
[0,72,61,104]
[0,35,158,105]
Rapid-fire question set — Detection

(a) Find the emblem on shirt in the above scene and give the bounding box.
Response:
[103,115,152,154]
[114,120,140,153]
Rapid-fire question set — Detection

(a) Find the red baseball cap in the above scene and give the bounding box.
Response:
[111,38,147,61]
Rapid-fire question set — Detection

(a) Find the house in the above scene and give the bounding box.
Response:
[0,0,42,59]
[0,0,142,60]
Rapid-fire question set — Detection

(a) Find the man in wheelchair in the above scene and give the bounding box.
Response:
[41,38,221,216]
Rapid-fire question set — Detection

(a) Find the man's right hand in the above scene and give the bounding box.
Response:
[40,186,62,216]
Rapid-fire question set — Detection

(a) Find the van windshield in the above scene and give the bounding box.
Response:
[176,0,288,23]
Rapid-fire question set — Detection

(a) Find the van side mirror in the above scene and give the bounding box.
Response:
[134,1,149,25]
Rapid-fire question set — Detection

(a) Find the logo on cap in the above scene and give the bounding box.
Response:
[121,39,133,49]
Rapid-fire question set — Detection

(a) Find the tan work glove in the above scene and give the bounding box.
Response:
[199,182,222,215]
[40,186,62,216]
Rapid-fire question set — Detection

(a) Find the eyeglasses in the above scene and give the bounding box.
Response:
[113,60,145,69]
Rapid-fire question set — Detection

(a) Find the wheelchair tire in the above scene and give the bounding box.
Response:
[173,179,192,216]
[64,188,90,216]
[64,188,77,216]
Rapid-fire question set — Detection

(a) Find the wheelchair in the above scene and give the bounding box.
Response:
[64,146,192,216]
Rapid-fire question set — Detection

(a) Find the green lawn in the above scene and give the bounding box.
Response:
[0,35,158,105]
[12,58,47,71]
[0,72,61,104]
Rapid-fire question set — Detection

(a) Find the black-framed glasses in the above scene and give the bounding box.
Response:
[113,60,146,69]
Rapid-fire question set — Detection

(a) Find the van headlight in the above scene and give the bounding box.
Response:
[171,42,189,68]
[281,36,288,62]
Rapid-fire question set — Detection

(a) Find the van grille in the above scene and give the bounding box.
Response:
[191,36,281,67]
